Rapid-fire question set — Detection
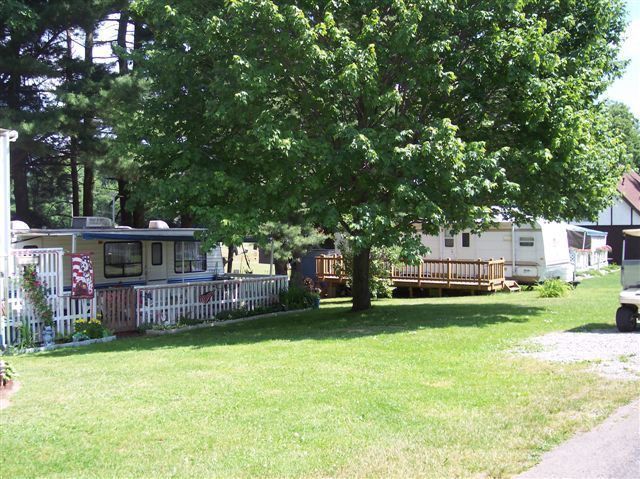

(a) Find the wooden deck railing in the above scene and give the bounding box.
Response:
[316,255,505,290]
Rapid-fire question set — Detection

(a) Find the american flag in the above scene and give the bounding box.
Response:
[199,291,215,304]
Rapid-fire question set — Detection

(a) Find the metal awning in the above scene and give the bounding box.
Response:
[623,229,640,238]
[81,230,203,241]
[13,228,206,242]
[565,225,608,237]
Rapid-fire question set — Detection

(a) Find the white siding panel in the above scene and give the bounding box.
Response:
[597,206,612,225]
[612,200,632,225]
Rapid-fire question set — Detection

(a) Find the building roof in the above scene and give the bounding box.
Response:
[618,170,640,213]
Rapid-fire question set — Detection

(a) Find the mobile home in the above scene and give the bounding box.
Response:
[10,217,224,290]
[419,219,574,283]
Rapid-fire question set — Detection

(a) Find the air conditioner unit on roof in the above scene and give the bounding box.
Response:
[71,216,113,229]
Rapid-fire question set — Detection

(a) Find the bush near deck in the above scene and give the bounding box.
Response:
[1,273,636,478]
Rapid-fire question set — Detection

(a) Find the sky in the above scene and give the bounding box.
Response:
[606,0,640,117]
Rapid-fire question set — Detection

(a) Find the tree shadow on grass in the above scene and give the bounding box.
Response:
[36,300,545,358]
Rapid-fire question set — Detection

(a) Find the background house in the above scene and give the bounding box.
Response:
[576,171,640,264]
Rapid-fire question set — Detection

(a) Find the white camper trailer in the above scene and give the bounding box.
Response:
[419,219,574,283]
[11,217,224,291]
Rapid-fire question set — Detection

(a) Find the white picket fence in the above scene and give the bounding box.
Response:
[0,247,290,347]
[0,248,95,348]
[135,275,289,326]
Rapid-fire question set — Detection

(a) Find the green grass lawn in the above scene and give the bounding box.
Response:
[1,273,637,478]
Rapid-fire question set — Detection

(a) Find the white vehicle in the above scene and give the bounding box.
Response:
[419,219,575,283]
[616,229,640,332]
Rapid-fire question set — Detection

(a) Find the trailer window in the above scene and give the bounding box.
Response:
[151,242,163,266]
[444,232,454,248]
[462,233,470,247]
[104,242,143,278]
[519,236,535,247]
[175,242,207,273]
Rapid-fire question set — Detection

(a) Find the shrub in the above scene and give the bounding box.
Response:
[17,320,34,349]
[74,319,107,339]
[279,286,318,310]
[216,307,250,321]
[0,360,16,386]
[536,279,573,298]
[177,316,204,327]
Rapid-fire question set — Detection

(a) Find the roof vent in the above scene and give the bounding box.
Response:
[115,225,133,229]
[148,220,170,229]
[10,220,30,231]
[71,216,113,229]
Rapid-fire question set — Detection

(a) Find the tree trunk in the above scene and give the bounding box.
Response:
[132,203,145,227]
[351,247,372,311]
[117,178,130,225]
[10,150,29,221]
[116,12,129,74]
[82,164,94,216]
[81,26,94,216]
[6,43,29,221]
[289,258,304,288]
[274,259,288,276]
[70,150,80,217]
[66,31,80,218]
[180,213,194,227]
[226,246,234,273]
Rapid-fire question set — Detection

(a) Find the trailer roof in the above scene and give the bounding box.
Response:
[13,228,208,242]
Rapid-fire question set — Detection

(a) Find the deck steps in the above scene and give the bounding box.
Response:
[502,280,521,293]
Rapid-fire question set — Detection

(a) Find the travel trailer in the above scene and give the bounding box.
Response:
[10,217,224,290]
[419,219,575,283]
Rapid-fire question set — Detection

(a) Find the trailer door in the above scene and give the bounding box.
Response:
[146,242,167,283]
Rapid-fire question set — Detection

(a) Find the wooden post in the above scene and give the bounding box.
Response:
[477,258,482,288]
[489,258,494,286]
[418,261,422,287]
[446,258,451,287]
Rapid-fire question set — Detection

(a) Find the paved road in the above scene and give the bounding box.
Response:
[517,399,640,479]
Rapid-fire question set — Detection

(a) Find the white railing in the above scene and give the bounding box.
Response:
[0,248,95,348]
[570,249,609,272]
[135,275,289,326]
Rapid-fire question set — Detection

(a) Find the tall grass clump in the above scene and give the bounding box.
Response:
[536,278,573,298]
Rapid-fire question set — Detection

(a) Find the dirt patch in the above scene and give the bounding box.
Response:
[514,329,640,380]
[0,381,21,410]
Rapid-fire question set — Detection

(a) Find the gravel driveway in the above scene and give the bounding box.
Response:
[514,329,640,380]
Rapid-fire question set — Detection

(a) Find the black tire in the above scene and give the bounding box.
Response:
[616,306,637,332]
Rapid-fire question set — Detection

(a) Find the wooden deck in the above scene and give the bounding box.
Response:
[316,256,506,292]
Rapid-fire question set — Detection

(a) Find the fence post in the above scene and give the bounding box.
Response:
[447,258,451,287]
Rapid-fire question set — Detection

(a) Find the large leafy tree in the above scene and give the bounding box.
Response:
[603,101,640,170]
[135,0,629,310]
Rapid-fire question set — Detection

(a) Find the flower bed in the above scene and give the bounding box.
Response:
[2,335,117,355]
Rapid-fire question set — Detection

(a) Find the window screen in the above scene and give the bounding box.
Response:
[175,242,207,273]
[104,242,143,278]
[151,242,163,266]
[519,236,535,247]
[462,233,470,247]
